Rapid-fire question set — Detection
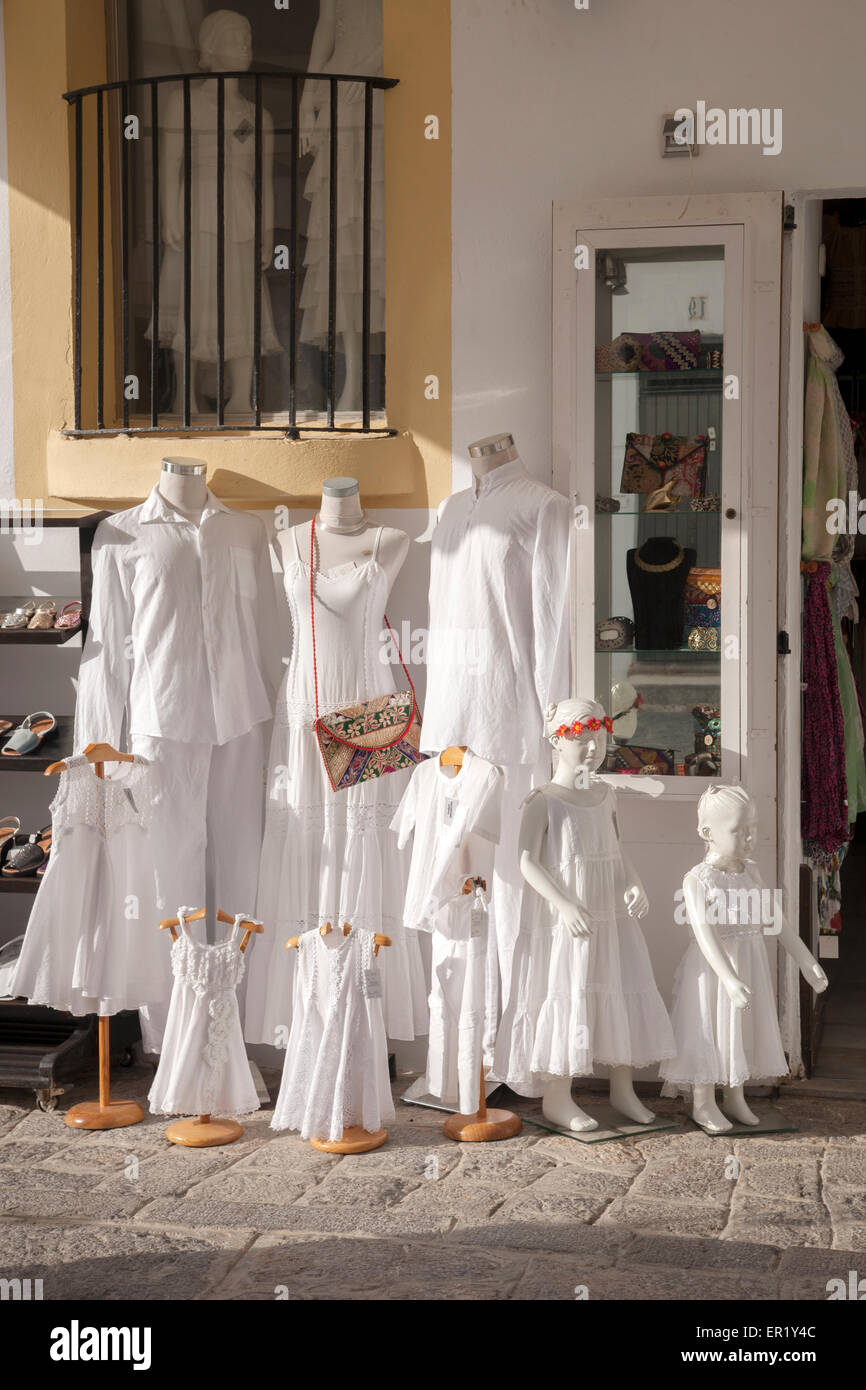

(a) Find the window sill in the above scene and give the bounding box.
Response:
[47,427,437,510]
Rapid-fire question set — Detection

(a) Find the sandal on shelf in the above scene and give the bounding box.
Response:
[27,601,57,631]
[0,816,21,868]
[34,826,52,878]
[0,720,12,735]
[1,711,57,757]
[2,831,47,878]
[1,600,36,631]
[54,601,82,631]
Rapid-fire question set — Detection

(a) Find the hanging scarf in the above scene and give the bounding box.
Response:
[801,563,849,853]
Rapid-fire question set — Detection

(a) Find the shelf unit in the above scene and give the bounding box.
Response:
[0,509,142,1106]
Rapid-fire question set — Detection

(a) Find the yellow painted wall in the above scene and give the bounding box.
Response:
[5,0,451,509]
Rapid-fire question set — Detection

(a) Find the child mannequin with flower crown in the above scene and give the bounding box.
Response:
[660,783,828,1133]
[493,697,675,1132]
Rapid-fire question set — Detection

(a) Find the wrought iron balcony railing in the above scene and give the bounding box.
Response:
[62,70,398,437]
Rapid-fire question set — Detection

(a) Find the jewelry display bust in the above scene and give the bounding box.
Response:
[626,537,696,649]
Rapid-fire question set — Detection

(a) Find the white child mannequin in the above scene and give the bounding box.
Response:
[493,696,675,1132]
[661,783,828,1133]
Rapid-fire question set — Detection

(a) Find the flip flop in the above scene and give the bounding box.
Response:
[0,816,21,867]
[1,712,57,757]
[54,601,82,631]
[27,601,57,631]
[2,831,47,878]
[0,600,36,631]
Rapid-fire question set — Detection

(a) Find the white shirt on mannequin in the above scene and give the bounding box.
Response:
[421,459,572,766]
[75,486,282,749]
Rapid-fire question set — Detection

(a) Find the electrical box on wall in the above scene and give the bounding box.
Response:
[662,115,698,158]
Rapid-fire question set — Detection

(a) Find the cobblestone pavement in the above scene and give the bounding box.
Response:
[1,1070,865,1301]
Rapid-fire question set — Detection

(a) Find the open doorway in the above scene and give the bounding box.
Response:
[796,196,866,1093]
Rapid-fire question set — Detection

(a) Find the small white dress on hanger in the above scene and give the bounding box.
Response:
[493,784,675,1096]
[660,860,789,1093]
[272,927,394,1142]
[12,753,163,1017]
[148,909,259,1118]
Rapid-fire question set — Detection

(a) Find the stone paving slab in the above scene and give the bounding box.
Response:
[0,1219,250,1300]
[725,1195,833,1249]
[513,1255,780,1301]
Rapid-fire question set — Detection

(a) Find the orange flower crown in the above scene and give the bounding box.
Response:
[555,716,613,738]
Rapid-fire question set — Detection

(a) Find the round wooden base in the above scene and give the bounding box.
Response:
[64,1099,145,1131]
[165,1117,243,1147]
[443,1108,523,1143]
[310,1126,388,1154]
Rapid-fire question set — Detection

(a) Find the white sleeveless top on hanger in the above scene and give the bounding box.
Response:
[149,908,260,1118]
[12,753,163,1017]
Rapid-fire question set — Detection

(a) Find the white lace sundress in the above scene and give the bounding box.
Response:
[271,926,394,1142]
[12,752,164,1017]
[148,909,260,1118]
[492,784,675,1097]
[245,522,428,1046]
[660,860,790,1093]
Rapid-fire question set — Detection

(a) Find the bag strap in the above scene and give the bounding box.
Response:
[309,516,416,727]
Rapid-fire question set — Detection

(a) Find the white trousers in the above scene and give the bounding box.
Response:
[485,756,548,1060]
[426,897,487,1115]
[131,723,267,1051]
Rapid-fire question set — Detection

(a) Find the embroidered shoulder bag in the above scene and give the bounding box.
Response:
[309,518,428,792]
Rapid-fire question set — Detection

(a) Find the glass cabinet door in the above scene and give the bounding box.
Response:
[575,226,743,782]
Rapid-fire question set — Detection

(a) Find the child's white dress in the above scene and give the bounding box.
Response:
[660,859,789,1093]
[272,927,394,1142]
[12,753,163,1017]
[148,909,259,1117]
[493,784,675,1097]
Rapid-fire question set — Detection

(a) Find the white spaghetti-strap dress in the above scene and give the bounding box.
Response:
[12,753,163,1017]
[148,909,259,1117]
[493,785,675,1097]
[245,522,428,1046]
[271,927,394,1142]
[660,860,789,1093]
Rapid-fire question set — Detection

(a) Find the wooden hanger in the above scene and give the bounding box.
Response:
[45,741,135,778]
[158,906,264,953]
[439,745,467,770]
[286,921,392,956]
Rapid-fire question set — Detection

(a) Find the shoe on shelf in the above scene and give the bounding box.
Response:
[0,600,36,631]
[27,601,57,631]
[1,711,58,757]
[54,601,82,631]
[2,829,48,878]
[0,816,21,868]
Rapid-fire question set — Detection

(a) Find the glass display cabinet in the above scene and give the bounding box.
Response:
[551,197,784,796]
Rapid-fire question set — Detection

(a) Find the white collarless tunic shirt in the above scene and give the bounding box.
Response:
[421,460,572,766]
[75,486,282,749]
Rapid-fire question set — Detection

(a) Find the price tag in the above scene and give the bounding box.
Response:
[444,797,456,826]
[363,967,383,999]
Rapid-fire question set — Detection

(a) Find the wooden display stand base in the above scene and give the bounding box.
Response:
[65,1098,145,1130]
[443,1107,522,1143]
[311,1125,388,1154]
[165,1114,243,1147]
[443,1064,522,1143]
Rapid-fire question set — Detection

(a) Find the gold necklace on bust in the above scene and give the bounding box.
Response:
[634,541,685,573]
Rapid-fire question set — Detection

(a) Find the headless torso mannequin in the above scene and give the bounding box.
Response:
[468,432,519,486]
[159,458,208,523]
[277,477,409,587]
